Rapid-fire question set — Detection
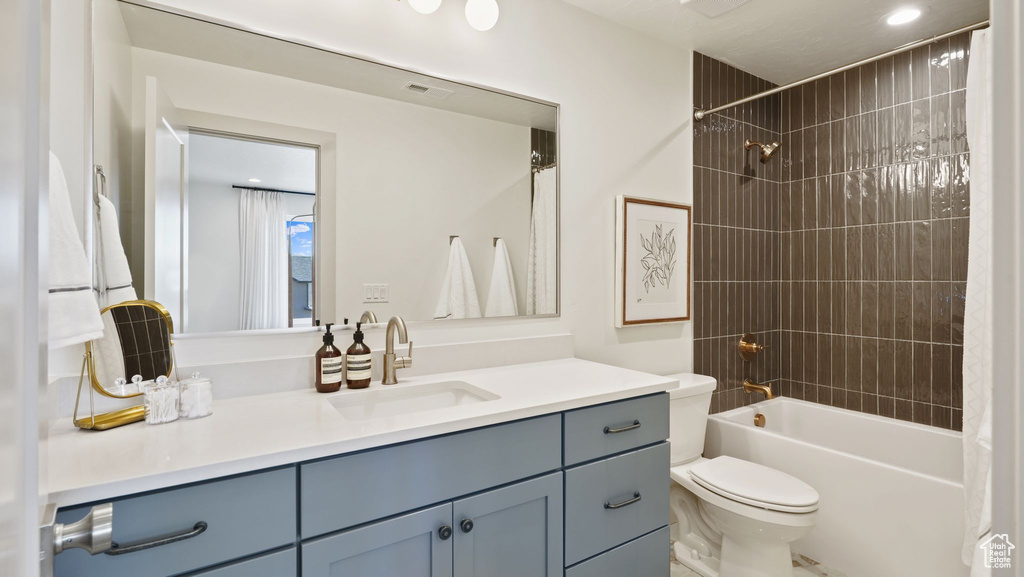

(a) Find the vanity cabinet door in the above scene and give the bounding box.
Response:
[300,503,453,577]
[452,472,563,577]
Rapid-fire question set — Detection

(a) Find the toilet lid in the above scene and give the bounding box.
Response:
[689,456,819,513]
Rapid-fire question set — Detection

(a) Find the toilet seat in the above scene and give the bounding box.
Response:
[689,456,819,514]
[671,458,818,527]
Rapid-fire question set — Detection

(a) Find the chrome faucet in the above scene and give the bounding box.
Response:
[743,378,775,400]
[359,310,378,324]
[383,316,413,385]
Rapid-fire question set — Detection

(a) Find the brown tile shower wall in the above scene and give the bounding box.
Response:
[776,33,971,431]
[692,53,783,414]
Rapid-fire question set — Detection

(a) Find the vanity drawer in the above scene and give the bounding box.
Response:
[563,442,669,566]
[300,414,561,538]
[563,393,668,466]
[186,547,297,577]
[54,467,297,577]
[564,527,669,577]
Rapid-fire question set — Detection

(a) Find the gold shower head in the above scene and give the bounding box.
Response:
[744,139,781,163]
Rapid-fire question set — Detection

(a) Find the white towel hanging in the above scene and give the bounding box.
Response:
[434,237,481,319]
[48,151,104,349]
[95,193,137,307]
[485,238,518,317]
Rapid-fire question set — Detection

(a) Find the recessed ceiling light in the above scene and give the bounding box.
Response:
[248,178,262,183]
[886,7,922,26]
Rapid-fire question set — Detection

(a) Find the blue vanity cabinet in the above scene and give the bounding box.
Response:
[301,503,454,577]
[452,472,563,577]
[301,473,563,577]
[55,392,671,577]
[54,467,297,577]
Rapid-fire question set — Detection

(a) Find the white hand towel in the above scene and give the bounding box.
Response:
[434,237,481,319]
[95,194,137,307]
[485,239,518,317]
[48,151,104,349]
[526,167,557,315]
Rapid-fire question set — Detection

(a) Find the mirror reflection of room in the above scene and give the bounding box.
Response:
[187,133,317,333]
[94,0,559,334]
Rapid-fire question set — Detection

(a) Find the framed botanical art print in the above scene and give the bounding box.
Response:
[614,196,691,327]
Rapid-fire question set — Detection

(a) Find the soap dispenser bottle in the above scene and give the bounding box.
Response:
[315,323,344,393]
[345,322,372,389]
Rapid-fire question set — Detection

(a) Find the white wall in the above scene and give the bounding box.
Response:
[93,0,134,262]
[131,47,532,323]
[144,0,694,375]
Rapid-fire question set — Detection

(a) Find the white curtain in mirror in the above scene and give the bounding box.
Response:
[238,189,288,330]
[526,167,557,315]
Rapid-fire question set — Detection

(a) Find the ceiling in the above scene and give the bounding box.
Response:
[563,0,988,84]
[188,133,317,194]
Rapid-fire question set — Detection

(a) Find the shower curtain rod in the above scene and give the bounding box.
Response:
[693,19,990,122]
[232,184,315,197]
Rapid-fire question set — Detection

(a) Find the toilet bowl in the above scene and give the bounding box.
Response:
[666,374,819,577]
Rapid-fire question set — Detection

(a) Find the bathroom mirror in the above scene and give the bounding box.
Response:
[75,299,176,430]
[90,0,559,334]
[87,300,175,398]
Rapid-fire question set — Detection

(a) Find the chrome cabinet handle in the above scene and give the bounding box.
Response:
[604,492,642,510]
[603,420,641,434]
[105,521,208,556]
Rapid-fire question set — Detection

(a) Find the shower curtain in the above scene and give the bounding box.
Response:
[962,28,993,576]
[238,189,288,330]
[526,167,557,315]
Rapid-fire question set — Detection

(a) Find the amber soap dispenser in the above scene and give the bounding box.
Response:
[345,322,372,389]
[315,323,344,393]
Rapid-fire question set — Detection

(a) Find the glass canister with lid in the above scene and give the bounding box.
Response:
[143,375,180,424]
[179,372,214,419]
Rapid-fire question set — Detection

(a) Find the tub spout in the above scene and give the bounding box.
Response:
[743,378,774,400]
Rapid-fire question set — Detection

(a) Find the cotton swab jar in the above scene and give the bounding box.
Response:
[143,375,180,424]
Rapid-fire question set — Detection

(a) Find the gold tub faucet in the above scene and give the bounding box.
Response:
[743,378,774,400]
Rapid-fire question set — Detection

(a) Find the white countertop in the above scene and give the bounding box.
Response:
[48,358,677,507]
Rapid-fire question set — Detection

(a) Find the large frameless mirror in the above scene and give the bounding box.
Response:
[91,0,559,334]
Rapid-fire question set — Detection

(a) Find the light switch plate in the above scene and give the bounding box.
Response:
[363,283,389,303]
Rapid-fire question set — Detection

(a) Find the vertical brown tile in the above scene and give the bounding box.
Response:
[933,282,953,344]
[894,51,913,104]
[877,282,895,339]
[911,98,931,160]
[913,281,932,342]
[878,339,895,397]
[829,73,845,120]
[845,68,861,117]
[949,32,970,92]
[911,46,931,101]
[913,221,932,281]
[861,62,877,113]
[877,56,895,108]
[894,282,913,340]
[913,343,932,403]
[931,93,951,157]
[894,340,913,400]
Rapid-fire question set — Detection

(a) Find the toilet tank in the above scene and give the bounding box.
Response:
[665,373,717,465]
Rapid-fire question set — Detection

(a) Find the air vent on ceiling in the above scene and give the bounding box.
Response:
[403,82,454,99]
[680,0,751,18]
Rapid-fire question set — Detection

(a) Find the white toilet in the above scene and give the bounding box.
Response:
[667,374,819,577]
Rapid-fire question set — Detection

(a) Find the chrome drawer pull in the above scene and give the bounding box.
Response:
[105,521,208,556]
[604,492,641,510]
[603,420,641,434]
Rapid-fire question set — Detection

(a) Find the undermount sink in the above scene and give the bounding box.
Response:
[328,381,500,421]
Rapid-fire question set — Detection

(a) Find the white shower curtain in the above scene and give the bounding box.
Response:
[962,28,993,576]
[238,189,288,330]
[526,167,557,315]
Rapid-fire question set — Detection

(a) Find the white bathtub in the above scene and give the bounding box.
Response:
[704,398,967,577]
